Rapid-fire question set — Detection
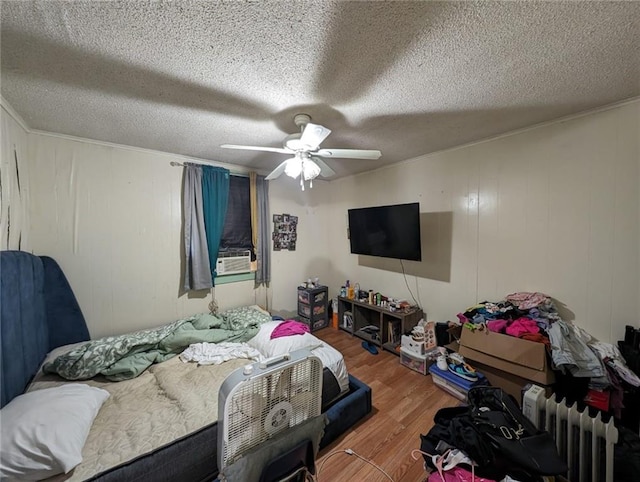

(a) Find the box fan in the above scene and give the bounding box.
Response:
[218,349,323,471]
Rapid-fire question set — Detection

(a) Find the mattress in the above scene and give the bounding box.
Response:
[30,355,249,481]
[27,325,348,481]
[246,320,350,394]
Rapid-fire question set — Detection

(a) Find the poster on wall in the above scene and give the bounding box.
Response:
[272,214,298,251]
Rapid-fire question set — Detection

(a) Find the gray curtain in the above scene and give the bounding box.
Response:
[255,175,271,286]
[183,164,213,291]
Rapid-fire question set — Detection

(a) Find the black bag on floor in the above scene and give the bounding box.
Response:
[420,406,507,481]
[614,426,640,482]
[422,406,493,466]
[467,387,568,476]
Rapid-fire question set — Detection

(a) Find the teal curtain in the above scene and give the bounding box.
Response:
[202,166,230,285]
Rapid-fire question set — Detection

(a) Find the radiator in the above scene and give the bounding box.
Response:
[522,386,618,482]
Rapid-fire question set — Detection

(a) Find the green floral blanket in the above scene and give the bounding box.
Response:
[44,308,271,381]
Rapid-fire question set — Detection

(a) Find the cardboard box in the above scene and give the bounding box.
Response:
[454,328,555,402]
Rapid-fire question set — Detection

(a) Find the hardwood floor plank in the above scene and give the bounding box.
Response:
[315,328,459,482]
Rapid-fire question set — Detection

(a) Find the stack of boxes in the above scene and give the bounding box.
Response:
[428,364,487,401]
[399,321,438,375]
[400,320,488,399]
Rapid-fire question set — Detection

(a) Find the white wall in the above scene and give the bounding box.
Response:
[267,178,333,317]
[23,131,313,338]
[323,100,640,343]
[4,99,638,343]
[2,101,334,339]
[1,105,31,251]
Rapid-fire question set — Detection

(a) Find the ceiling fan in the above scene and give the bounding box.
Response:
[221,114,381,190]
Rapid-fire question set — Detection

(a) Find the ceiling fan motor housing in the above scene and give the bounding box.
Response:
[283,133,303,150]
[293,113,312,128]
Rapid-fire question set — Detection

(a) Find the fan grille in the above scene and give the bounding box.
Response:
[221,356,323,467]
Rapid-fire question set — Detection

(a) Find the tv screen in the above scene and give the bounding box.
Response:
[348,203,421,261]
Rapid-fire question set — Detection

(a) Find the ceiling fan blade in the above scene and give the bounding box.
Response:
[314,148,381,160]
[310,157,336,177]
[299,123,331,150]
[221,144,292,154]
[265,160,291,180]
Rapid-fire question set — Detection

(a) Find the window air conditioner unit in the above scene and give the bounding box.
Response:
[216,250,252,275]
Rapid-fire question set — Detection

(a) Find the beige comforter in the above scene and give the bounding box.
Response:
[29,356,249,481]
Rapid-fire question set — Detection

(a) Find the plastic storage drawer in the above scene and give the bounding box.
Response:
[428,364,488,401]
[299,315,329,332]
[297,285,328,332]
[298,289,326,305]
[400,347,428,375]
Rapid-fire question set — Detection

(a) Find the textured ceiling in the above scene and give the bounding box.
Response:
[1,1,639,179]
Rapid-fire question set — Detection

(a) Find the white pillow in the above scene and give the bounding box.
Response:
[246,320,324,358]
[28,342,88,389]
[0,384,110,480]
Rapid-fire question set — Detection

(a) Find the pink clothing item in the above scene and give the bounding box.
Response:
[487,319,509,334]
[505,317,539,337]
[456,313,469,324]
[505,291,550,310]
[428,467,496,482]
[270,320,310,339]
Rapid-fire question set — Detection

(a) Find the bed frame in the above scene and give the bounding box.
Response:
[0,251,372,481]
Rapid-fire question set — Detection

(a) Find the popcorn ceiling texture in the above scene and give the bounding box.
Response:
[1,1,638,178]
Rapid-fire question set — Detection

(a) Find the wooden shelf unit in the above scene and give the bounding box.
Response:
[337,296,423,355]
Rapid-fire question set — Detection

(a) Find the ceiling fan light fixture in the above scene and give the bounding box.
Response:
[284,156,303,179]
[301,158,321,181]
[283,154,321,190]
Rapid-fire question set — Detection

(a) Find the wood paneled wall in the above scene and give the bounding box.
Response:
[322,101,639,343]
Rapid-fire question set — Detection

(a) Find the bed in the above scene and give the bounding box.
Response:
[0,251,372,481]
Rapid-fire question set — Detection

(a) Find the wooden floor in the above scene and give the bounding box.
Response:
[314,328,459,482]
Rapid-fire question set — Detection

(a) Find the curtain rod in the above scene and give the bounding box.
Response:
[169,161,252,177]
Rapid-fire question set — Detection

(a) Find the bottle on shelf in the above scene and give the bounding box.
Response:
[346,280,355,299]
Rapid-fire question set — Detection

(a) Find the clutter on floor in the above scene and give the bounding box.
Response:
[429,362,488,401]
[400,347,430,374]
[362,340,378,355]
[418,386,568,482]
[449,292,639,413]
[416,291,640,482]
[399,320,441,374]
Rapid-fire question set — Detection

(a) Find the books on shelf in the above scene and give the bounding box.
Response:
[343,311,353,330]
[387,321,401,344]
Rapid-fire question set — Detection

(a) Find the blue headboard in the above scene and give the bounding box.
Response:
[0,251,90,407]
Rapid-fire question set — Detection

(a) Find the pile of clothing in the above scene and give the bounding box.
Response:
[457,292,640,417]
[419,386,567,482]
[457,292,560,347]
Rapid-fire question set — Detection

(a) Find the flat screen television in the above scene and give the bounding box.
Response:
[348,202,421,261]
